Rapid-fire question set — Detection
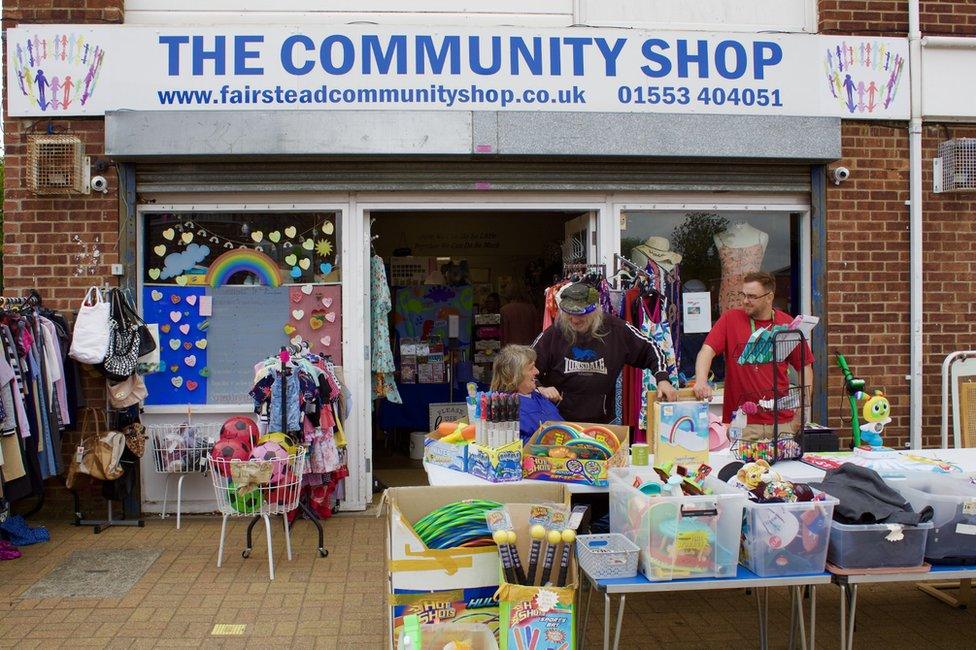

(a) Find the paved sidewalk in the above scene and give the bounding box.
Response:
[0,511,973,648]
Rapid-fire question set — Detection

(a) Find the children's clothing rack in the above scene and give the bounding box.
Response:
[242,347,328,559]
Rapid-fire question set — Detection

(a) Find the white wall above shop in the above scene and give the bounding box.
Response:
[922,39,976,120]
[124,0,817,33]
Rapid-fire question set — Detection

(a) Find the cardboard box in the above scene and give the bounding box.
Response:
[468,439,523,483]
[652,400,710,467]
[424,431,469,473]
[646,387,698,453]
[391,587,500,646]
[522,422,629,487]
[385,483,570,649]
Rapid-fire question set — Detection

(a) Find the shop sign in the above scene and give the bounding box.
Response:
[7,25,909,119]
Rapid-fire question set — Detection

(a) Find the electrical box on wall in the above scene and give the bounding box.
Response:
[26,134,91,195]
[933,138,976,194]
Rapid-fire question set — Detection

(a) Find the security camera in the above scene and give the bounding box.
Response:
[90,175,109,193]
[831,167,851,185]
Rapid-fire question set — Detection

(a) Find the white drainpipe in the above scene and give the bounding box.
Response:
[909,0,923,449]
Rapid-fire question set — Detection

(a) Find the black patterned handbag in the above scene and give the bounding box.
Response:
[98,290,142,382]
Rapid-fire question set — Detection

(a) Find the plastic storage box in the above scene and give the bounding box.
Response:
[740,492,838,577]
[576,533,640,580]
[888,475,976,565]
[609,467,747,581]
[397,623,498,650]
[827,520,933,569]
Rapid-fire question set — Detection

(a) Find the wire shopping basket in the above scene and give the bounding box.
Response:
[147,421,222,529]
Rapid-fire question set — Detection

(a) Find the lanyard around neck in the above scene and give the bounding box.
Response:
[750,316,774,333]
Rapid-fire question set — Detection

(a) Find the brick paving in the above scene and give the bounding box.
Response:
[0,511,973,649]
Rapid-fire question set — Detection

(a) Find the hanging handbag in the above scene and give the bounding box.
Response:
[136,323,161,375]
[99,290,141,381]
[118,290,156,357]
[107,374,148,409]
[65,409,126,488]
[68,287,112,365]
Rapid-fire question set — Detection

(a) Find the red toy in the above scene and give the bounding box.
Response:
[210,439,249,476]
[220,416,259,451]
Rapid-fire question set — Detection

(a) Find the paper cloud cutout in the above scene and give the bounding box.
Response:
[160,243,210,280]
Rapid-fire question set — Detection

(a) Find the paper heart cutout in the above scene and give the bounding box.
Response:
[183,342,193,350]
[170,364,180,373]
[160,324,172,333]
[148,268,161,280]
[285,253,298,266]
[179,324,190,335]
[162,228,176,241]
[283,324,297,335]
[195,339,208,349]
[251,231,264,243]
[319,263,333,275]
[269,231,281,243]
[292,309,305,320]
[325,312,336,323]
[320,336,332,347]
[285,226,297,238]
[291,292,303,304]
[322,221,334,235]
[302,239,314,251]
[184,355,197,367]
[170,311,182,323]
[322,297,333,308]
[197,320,210,331]
[309,313,325,330]
[298,258,311,270]
[171,376,184,389]
[290,267,302,279]
[199,368,210,378]
[186,295,197,306]
[181,232,193,244]
[290,335,304,347]
[169,339,181,351]
[151,290,163,301]
[175,275,188,286]
[154,245,166,257]
[186,380,199,391]
[171,294,181,304]
[301,284,314,295]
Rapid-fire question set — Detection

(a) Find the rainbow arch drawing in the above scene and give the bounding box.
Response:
[205,249,282,287]
[668,416,696,444]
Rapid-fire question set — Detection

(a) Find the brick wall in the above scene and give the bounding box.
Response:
[820,1,976,36]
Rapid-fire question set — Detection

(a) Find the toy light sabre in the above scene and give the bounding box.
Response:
[836,352,891,448]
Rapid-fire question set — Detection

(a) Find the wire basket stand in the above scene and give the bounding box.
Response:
[209,447,307,580]
[148,421,222,529]
[730,329,807,464]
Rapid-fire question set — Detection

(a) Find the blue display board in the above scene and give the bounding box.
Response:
[142,285,209,405]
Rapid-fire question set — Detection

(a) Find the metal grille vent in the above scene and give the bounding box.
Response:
[27,135,89,195]
[934,138,976,193]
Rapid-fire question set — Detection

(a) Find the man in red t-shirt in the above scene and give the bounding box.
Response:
[693,271,813,440]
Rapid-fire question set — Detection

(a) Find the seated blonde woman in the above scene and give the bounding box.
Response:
[491,344,562,442]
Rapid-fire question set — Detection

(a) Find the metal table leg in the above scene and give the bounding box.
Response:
[613,595,626,650]
[603,591,610,650]
[755,586,769,650]
[809,585,817,649]
[846,584,858,650]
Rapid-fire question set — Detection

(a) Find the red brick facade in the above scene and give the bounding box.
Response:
[2,2,975,450]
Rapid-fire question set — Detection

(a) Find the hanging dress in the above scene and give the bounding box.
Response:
[370,255,402,404]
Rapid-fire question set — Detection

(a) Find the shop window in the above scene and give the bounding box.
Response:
[620,210,801,383]
[141,210,341,405]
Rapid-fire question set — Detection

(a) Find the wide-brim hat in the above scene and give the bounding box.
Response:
[558,282,600,316]
[635,236,682,266]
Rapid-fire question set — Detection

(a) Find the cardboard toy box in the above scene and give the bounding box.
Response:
[385,483,569,649]
[424,430,469,473]
[496,503,579,650]
[521,422,629,487]
[468,440,523,483]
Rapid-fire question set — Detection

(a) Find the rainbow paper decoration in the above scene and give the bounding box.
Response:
[205,249,282,287]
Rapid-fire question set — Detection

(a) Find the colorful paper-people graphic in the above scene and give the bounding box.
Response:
[824,40,904,115]
[14,33,105,111]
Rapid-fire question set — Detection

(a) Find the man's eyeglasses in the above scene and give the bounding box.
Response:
[738,291,772,301]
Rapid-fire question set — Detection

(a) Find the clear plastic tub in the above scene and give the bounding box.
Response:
[609,467,747,581]
[576,533,640,580]
[887,475,976,564]
[740,492,838,577]
[827,520,933,569]
[397,623,498,650]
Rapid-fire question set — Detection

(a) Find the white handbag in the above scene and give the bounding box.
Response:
[68,287,112,365]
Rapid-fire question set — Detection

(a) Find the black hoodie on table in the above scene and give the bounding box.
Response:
[532,314,670,424]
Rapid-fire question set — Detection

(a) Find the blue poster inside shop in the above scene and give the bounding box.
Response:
[142,286,209,405]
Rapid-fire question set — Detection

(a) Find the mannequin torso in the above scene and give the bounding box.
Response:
[715,223,769,312]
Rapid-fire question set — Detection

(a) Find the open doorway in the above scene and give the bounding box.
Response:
[369,209,593,490]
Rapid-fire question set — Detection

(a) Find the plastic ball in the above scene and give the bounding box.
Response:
[492,530,508,545]
[267,470,297,505]
[227,485,263,514]
[547,529,562,544]
[220,416,260,450]
[257,432,298,456]
[211,439,249,476]
[561,529,576,544]
[530,524,546,540]
[250,441,289,482]
[506,531,518,545]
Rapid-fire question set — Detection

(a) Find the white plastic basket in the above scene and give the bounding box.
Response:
[208,446,307,517]
[149,422,222,474]
[576,533,640,580]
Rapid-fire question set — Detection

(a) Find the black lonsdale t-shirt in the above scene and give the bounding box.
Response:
[532,314,670,423]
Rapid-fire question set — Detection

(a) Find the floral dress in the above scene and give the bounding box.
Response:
[370,255,402,403]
